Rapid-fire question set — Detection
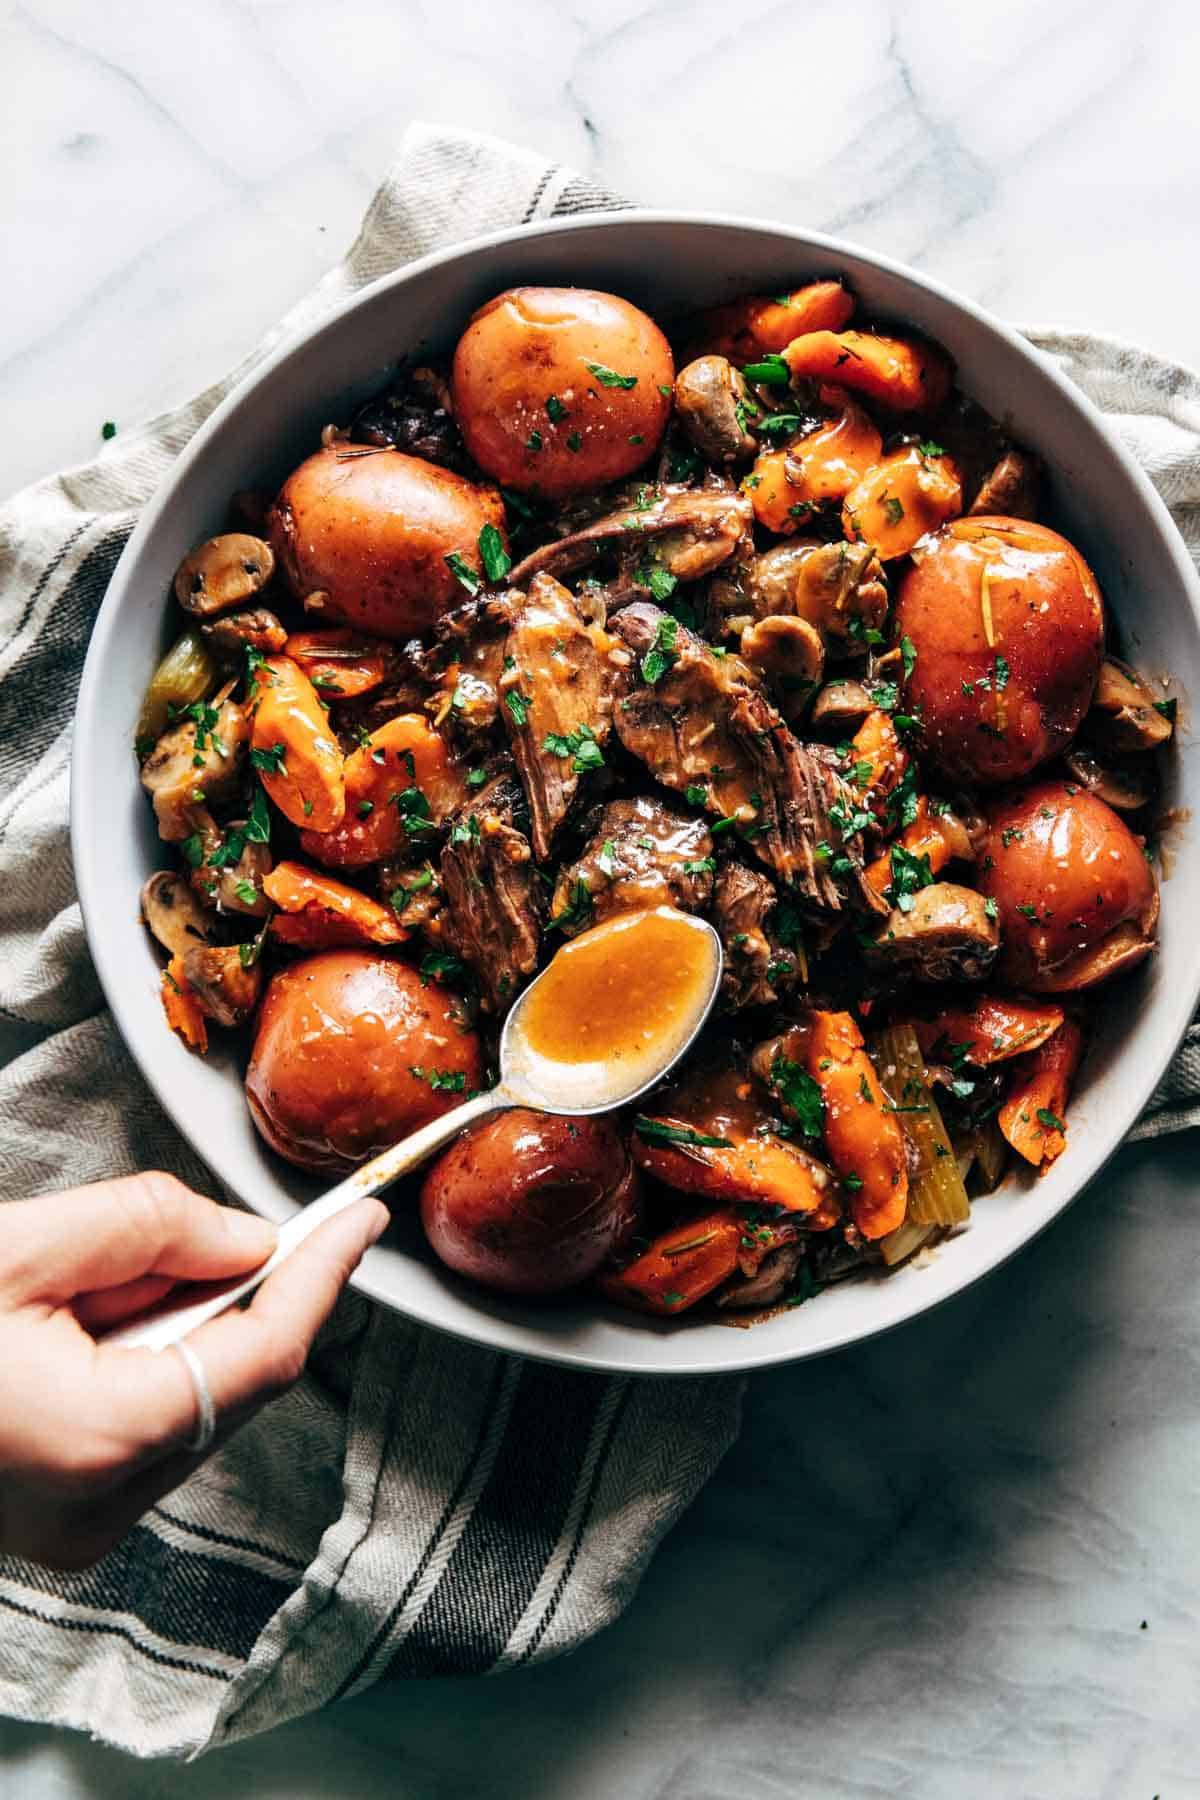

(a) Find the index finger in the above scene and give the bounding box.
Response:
[96,1197,389,1453]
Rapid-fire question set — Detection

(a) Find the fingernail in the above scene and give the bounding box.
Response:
[226,1210,279,1251]
[360,1199,390,1246]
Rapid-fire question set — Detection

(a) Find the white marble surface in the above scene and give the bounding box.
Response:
[4,0,1200,1794]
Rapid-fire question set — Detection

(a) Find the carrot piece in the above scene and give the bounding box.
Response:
[298,713,464,869]
[598,1209,745,1315]
[161,955,208,1053]
[744,389,882,532]
[262,860,407,948]
[842,445,962,559]
[865,798,961,894]
[783,330,953,413]
[999,1019,1084,1168]
[802,1011,908,1240]
[850,709,909,820]
[284,629,389,701]
[251,655,345,831]
[913,996,1065,1066]
[691,281,855,362]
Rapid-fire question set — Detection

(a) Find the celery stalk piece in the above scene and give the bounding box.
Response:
[868,1022,971,1228]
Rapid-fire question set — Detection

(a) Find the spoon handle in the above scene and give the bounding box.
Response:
[105,1087,512,1352]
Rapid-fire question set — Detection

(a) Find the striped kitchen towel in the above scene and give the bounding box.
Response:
[0,121,1198,1760]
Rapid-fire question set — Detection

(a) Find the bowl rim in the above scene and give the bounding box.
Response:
[71,208,1200,1377]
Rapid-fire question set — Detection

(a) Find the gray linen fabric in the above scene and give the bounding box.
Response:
[0,122,1196,1759]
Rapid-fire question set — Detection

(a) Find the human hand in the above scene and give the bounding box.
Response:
[0,1172,387,1570]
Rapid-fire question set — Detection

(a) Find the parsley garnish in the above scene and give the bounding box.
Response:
[633,1117,734,1150]
[566,431,582,453]
[478,523,511,584]
[756,413,803,438]
[917,439,944,458]
[641,615,679,685]
[419,950,466,986]
[584,361,638,389]
[542,723,604,772]
[545,394,568,421]
[547,878,594,935]
[465,767,488,790]
[1036,1107,1066,1133]
[886,843,935,913]
[101,420,117,440]
[233,878,259,906]
[250,742,287,777]
[900,634,917,678]
[881,495,904,526]
[638,561,678,603]
[770,1056,823,1138]
[741,354,790,386]
[683,857,715,875]
[505,690,530,728]
[526,430,543,451]
[445,551,481,596]
[449,814,481,847]
[393,786,436,836]
[180,833,204,869]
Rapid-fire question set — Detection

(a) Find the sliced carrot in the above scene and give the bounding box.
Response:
[161,955,208,1053]
[800,1012,908,1240]
[298,714,464,869]
[913,996,1065,1067]
[284,629,389,701]
[744,448,809,535]
[999,1019,1083,1168]
[598,1209,745,1315]
[849,708,909,820]
[866,798,962,893]
[842,445,962,559]
[691,280,855,362]
[263,860,406,948]
[783,330,953,413]
[744,389,882,531]
[252,655,345,831]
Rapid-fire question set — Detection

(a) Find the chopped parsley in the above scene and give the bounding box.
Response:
[741,354,790,386]
[566,431,582,453]
[685,783,708,806]
[584,360,638,389]
[1036,1107,1066,1133]
[180,833,205,869]
[393,786,436,837]
[1016,901,1040,921]
[419,950,466,986]
[478,523,512,584]
[390,868,435,914]
[250,742,287,776]
[449,814,481,847]
[526,430,543,452]
[756,412,803,438]
[886,843,935,913]
[641,614,679,685]
[505,690,530,728]
[597,838,619,879]
[633,1117,734,1150]
[917,439,944,458]
[410,1066,467,1092]
[984,896,999,920]
[683,857,716,875]
[638,560,678,604]
[770,1056,823,1138]
[900,634,918,678]
[233,878,259,906]
[466,767,489,790]
[444,551,482,596]
[101,420,117,440]
[545,394,568,421]
[1154,697,1177,720]
[547,878,594,935]
[881,495,905,526]
[542,723,604,772]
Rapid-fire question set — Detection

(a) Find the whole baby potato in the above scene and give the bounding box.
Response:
[451,287,674,499]
[420,1109,640,1296]
[976,780,1158,990]
[269,446,505,641]
[246,951,482,1174]
[894,516,1105,785]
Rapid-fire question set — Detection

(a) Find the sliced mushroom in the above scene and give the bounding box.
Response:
[967,448,1042,520]
[864,882,1000,983]
[717,1240,806,1309]
[198,830,273,919]
[180,945,263,1027]
[674,356,759,464]
[201,607,288,660]
[742,540,888,648]
[1025,900,1159,993]
[506,488,752,588]
[139,693,249,842]
[739,615,824,719]
[141,871,217,960]
[1089,657,1174,752]
[173,534,276,619]
[810,677,873,733]
[1063,743,1157,812]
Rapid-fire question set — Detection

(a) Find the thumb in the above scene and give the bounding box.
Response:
[5,1174,278,1303]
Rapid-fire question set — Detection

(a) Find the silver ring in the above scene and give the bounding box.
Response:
[172,1339,216,1453]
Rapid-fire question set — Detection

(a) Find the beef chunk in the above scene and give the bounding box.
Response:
[437,769,540,1011]
[712,861,803,1009]
[610,603,884,914]
[550,795,714,934]
[507,487,753,590]
[499,573,615,860]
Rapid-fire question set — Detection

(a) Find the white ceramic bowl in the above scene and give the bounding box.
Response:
[72,214,1200,1376]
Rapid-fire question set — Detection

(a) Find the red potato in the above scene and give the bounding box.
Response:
[977,781,1159,992]
[451,287,674,499]
[246,952,482,1175]
[419,1110,639,1296]
[269,446,506,641]
[894,516,1105,786]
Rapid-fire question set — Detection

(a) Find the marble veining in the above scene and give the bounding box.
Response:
[3,1,1200,1794]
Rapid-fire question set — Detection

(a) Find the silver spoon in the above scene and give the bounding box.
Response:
[107,908,723,1351]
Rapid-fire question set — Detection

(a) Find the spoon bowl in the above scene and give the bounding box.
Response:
[107,908,722,1351]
